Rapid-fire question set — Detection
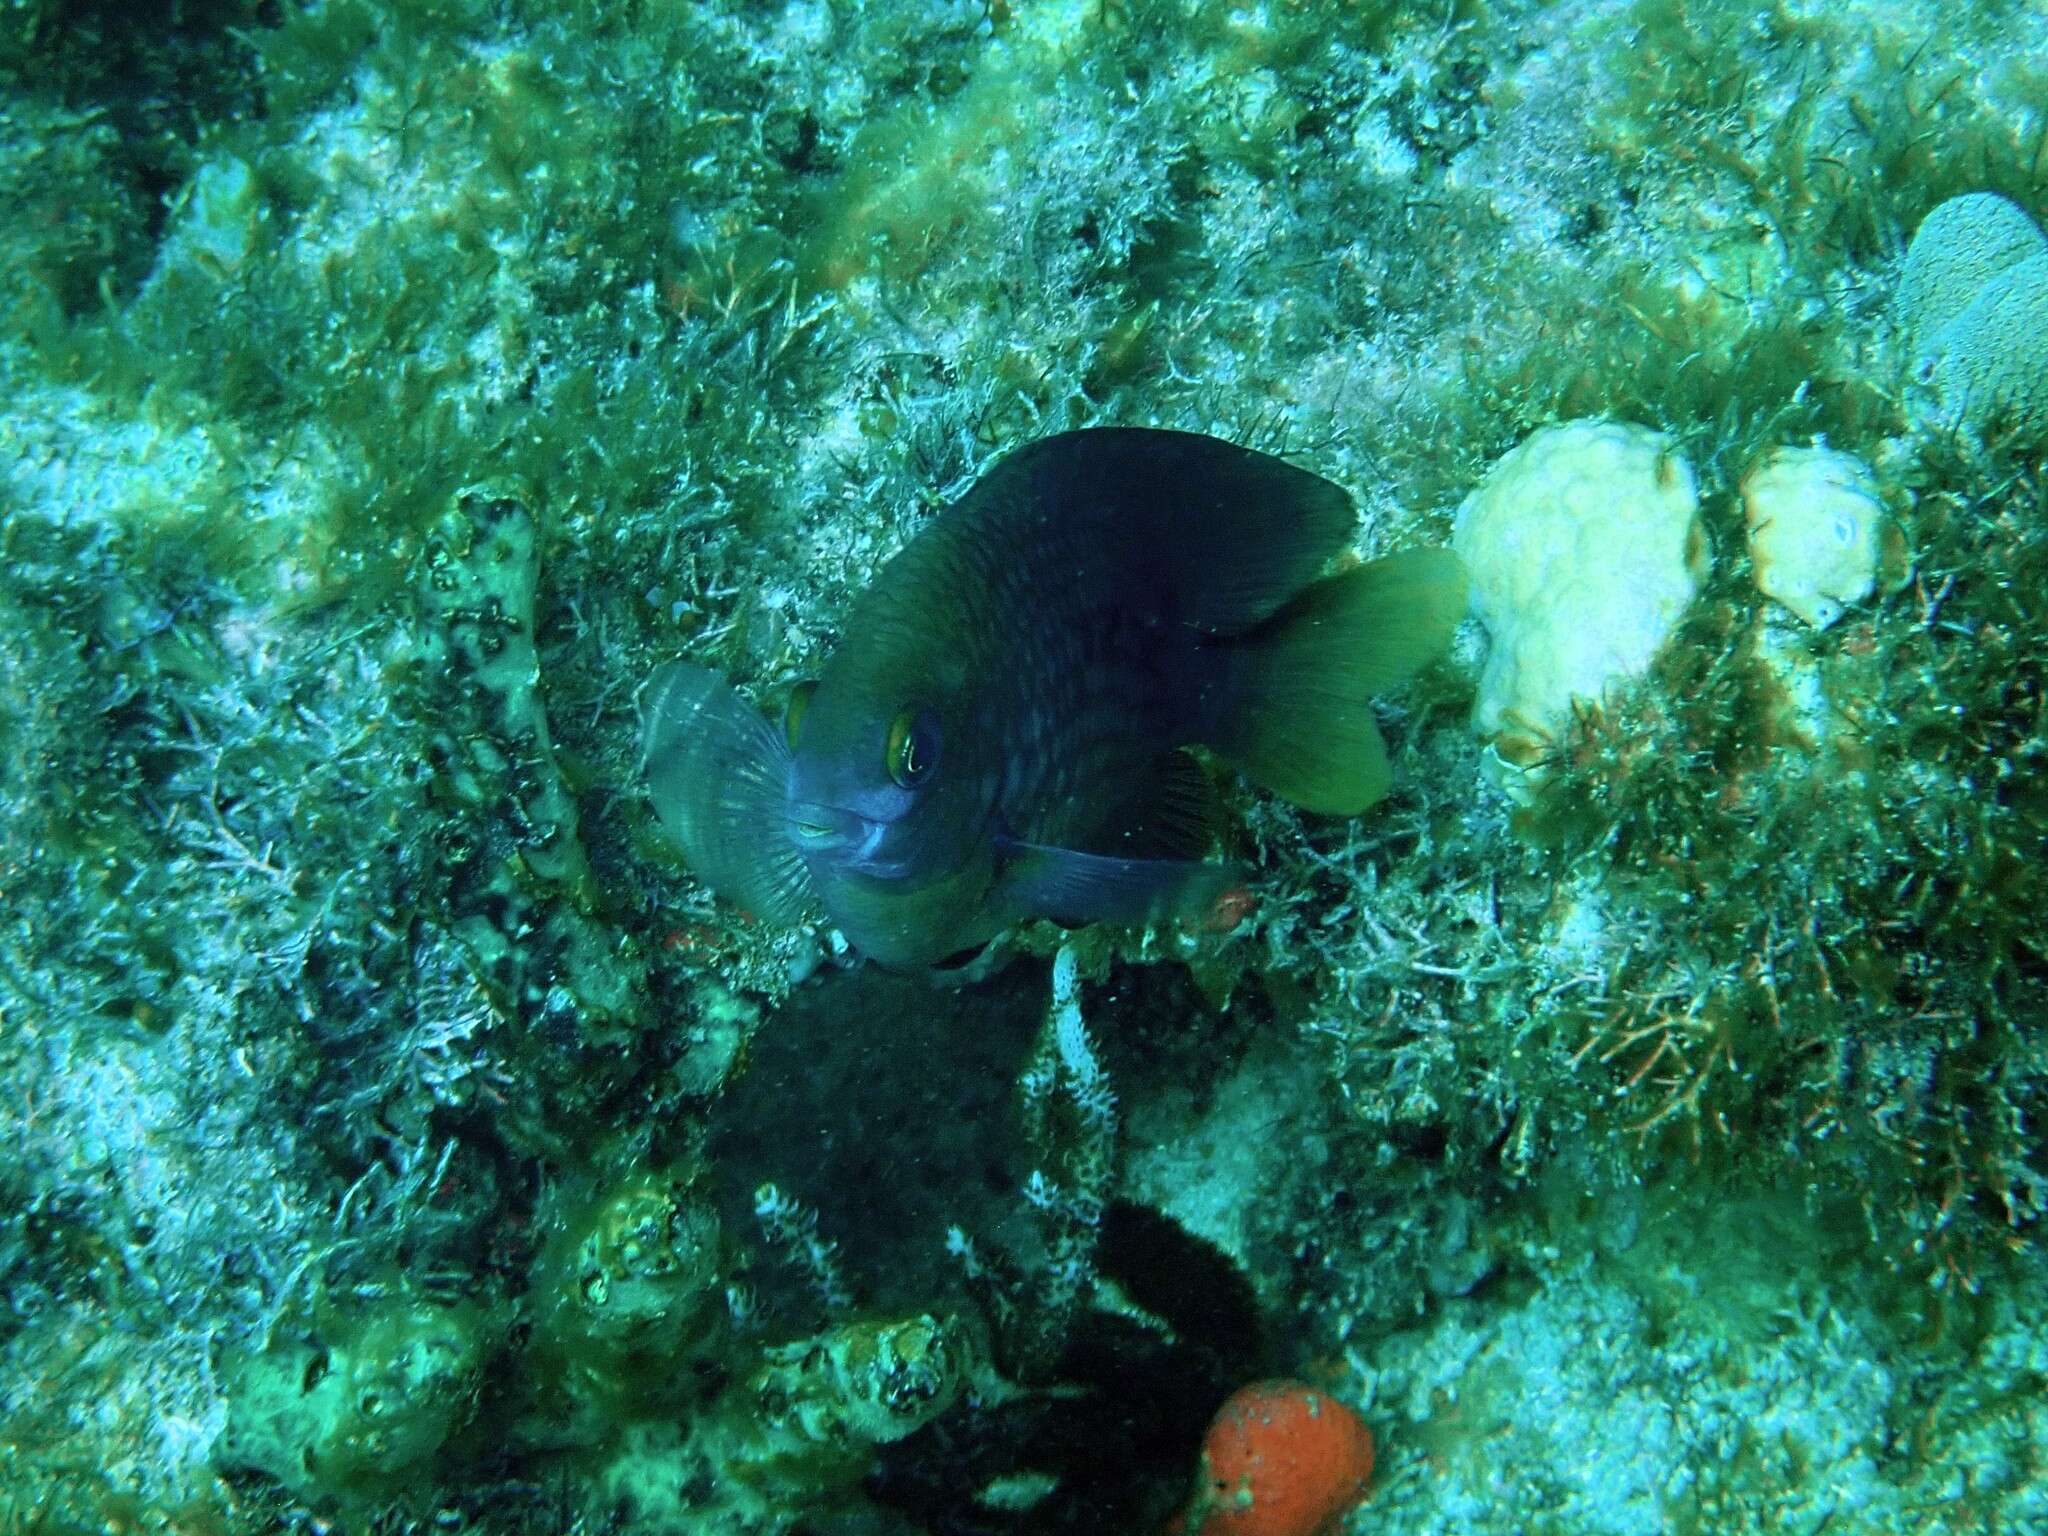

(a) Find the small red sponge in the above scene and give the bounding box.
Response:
[1170,1379,1376,1536]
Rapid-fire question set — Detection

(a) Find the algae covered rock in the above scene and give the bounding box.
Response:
[215,1291,496,1506]
[167,156,266,278]
[1741,445,1900,629]
[1452,419,1707,796]
[594,1313,967,1531]
[734,1313,964,1484]
[1898,193,2048,439]
[527,1165,727,1427]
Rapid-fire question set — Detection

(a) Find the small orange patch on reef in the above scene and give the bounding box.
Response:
[1199,884,1258,933]
[1167,1380,1376,1536]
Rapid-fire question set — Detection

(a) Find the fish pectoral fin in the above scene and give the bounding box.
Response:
[1085,749,1220,862]
[640,663,818,926]
[994,838,1240,931]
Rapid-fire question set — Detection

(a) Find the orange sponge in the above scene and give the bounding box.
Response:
[1170,1380,1376,1536]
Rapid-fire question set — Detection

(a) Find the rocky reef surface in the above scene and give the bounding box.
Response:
[2,0,2045,1531]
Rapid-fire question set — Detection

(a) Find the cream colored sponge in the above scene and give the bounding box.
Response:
[1742,446,1889,629]
[1453,420,1706,793]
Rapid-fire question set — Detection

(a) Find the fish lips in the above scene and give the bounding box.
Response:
[787,801,916,881]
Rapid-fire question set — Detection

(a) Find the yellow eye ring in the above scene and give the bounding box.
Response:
[885,707,939,788]
[784,680,818,750]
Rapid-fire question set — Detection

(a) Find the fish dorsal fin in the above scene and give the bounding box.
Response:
[640,663,819,925]
[982,428,1358,635]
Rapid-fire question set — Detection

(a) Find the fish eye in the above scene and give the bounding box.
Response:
[885,707,940,788]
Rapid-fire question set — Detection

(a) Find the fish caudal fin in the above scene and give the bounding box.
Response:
[640,663,818,925]
[1210,547,1468,816]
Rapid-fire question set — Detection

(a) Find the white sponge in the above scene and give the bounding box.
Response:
[1453,420,1706,794]
[1741,446,1888,629]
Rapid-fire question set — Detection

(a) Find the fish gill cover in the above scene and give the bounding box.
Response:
[0,0,2045,1533]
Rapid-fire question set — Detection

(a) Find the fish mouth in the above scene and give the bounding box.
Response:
[787,803,912,881]
[786,800,862,844]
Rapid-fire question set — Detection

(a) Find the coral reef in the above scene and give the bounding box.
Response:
[3,0,2048,1533]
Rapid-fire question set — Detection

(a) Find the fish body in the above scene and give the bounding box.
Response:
[643,428,1466,968]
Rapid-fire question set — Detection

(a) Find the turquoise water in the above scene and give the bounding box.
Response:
[2,0,2044,1530]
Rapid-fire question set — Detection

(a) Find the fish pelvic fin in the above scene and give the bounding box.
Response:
[995,837,1241,932]
[639,663,818,926]
[1208,546,1468,816]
